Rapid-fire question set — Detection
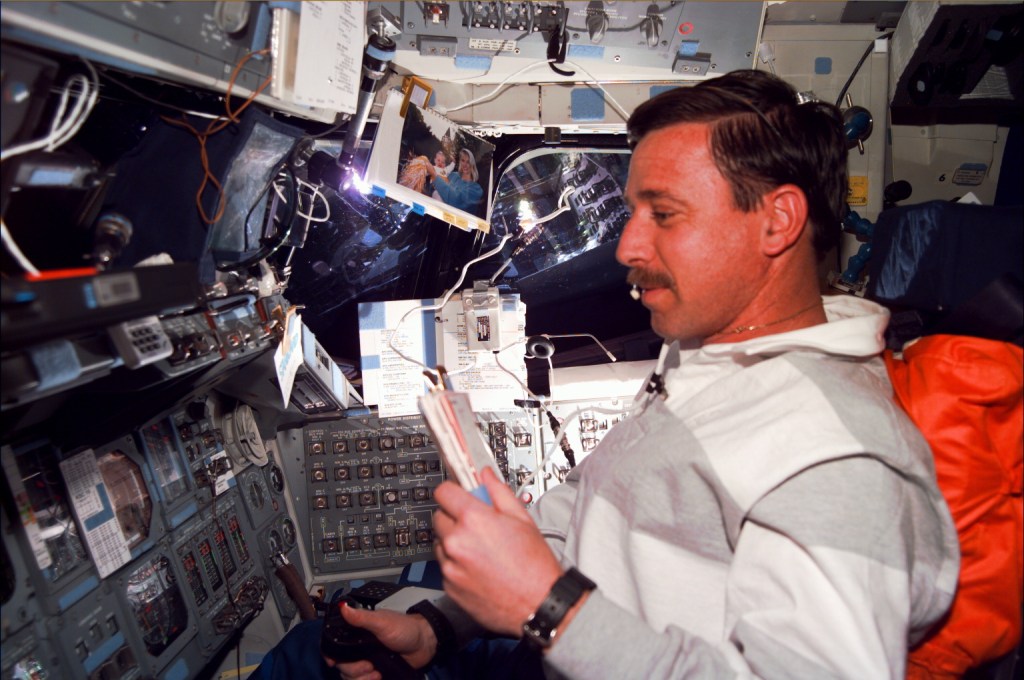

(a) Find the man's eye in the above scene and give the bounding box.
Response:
[651,211,672,221]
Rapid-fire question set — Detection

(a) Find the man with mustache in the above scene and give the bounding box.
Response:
[333,70,959,679]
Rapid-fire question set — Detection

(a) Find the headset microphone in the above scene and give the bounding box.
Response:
[629,285,641,301]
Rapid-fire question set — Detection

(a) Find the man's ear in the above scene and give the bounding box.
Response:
[760,184,809,257]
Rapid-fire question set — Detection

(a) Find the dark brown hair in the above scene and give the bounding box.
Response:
[627,70,848,258]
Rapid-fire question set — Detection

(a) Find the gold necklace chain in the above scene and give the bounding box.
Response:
[728,301,821,335]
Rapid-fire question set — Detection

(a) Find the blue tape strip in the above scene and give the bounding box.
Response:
[406,561,427,583]
[169,501,198,529]
[343,407,373,417]
[165,657,189,680]
[267,1,301,11]
[678,41,700,57]
[371,185,387,197]
[570,88,606,122]
[359,301,388,330]
[251,2,273,52]
[82,283,97,309]
[82,632,125,674]
[84,484,116,531]
[649,85,678,99]
[412,203,426,215]
[470,486,493,505]
[568,44,604,59]
[421,304,437,367]
[131,539,154,559]
[366,43,396,61]
[58,576,98,611]
[455,55,492,70]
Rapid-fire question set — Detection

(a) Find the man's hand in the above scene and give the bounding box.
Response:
[326,604,436,680]
[433,468,563,637]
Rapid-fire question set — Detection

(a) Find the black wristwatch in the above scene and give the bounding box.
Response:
[522,567,596,648]
[407,599,457,664]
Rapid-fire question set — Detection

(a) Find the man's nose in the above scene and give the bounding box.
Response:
[615,214,647,267]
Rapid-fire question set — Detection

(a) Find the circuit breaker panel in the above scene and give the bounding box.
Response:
[301,409,539,576]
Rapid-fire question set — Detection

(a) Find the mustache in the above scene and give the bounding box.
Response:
[626,268,674,290]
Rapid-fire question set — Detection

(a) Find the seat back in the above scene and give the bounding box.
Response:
[885,335,1023,679]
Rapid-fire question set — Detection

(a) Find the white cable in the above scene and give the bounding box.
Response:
[442,59,556,113]
[519,407,580,497]
[386,233,513,370]
[493,343,538,403]
[444,354,480,377]
[1,60,100,162]
[494,341,638,497]
[1,217,40,275]
[271,180,289,204]
[48,59,100,150]
[424,56,629,122]
[492,346,559,497]
[520,185,577,229]
[523,401,640,496]
[295,179,331,222]
[560,59,631,122]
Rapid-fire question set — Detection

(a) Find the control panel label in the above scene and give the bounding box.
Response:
[468,38,518,52]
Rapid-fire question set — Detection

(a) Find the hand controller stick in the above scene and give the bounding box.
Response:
[320,598,420,680]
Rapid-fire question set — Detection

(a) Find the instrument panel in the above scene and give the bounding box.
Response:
[0,395,299,680]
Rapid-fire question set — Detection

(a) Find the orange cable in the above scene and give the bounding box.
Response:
[160,49,274,225]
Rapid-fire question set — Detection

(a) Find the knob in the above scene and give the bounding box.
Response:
[586,1,608,43]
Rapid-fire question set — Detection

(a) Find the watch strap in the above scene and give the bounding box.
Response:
[407,599,457,664]
[523,567,596,648]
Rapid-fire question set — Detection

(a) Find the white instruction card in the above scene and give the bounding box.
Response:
[274,309,304,409]
[293,2,364,112]
[359,299,437,418]
[59,449,132,578]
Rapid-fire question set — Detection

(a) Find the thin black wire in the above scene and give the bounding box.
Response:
[835,32,894,106]
[308,114,352,140]
[99,70,222,118]
[216,164,299,272]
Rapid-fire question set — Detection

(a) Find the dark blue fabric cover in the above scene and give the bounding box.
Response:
[867,201,1023,313]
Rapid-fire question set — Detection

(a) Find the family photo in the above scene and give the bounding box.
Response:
[394,101,494,221]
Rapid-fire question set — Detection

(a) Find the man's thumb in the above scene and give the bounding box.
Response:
[339,601,378,631]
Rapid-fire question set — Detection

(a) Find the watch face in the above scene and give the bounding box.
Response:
[522,614,554,648]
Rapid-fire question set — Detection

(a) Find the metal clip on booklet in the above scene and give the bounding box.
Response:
[417,369,503,505]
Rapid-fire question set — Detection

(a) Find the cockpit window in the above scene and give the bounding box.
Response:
[488,148,631,281]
